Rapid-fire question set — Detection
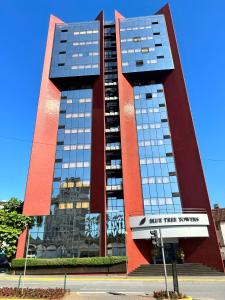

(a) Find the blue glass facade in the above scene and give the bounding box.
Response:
[119,15,174,73]
[134,84,182,214]
[53,89,92,198]
[28,89,101,258]
[50,21,100,78]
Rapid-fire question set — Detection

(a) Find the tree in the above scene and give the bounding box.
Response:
[0,198,33,260]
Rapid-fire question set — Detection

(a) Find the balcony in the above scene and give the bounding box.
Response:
[106,164,121,170]
[105,127,120,133]
[105,96,118,101]
[106,145,121,151]
[106,184,123,191]
[105,82,118,86]
[105,112,119,117]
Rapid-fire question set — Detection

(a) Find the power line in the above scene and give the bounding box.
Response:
[203,158,225,162]
[0,135,55,146]
[0,135,225,162]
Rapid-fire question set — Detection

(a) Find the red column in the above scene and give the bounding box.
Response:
[90,11,106,256]
[16,15,63,258]
[115,11,151,273]
[158,4,224,272]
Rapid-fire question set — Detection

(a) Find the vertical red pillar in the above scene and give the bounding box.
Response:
[115,11,151,273]
[90,11,106,256]
[158,4,224,272]
[16,15,63,258]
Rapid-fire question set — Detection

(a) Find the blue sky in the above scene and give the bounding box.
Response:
[0,0,225,208]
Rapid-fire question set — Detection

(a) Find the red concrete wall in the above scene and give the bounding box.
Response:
[16,15,63,258]
[158,4,224,272]
[115,11,151,273]
[90,11,106,256]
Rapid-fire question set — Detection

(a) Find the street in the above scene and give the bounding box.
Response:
[0,274,225,299]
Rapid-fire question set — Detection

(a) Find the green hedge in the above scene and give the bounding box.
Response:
[11,256,127,269]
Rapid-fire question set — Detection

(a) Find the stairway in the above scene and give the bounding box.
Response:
[129,263,224,276]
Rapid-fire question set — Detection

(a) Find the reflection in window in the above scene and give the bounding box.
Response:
[26,89,101,259]
[134,84,182,214]
[28,214,100,258]
[120,15,174,73]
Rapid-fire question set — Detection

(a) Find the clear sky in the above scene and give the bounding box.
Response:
[0,0,225,208]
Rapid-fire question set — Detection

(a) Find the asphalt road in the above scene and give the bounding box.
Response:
[0,274,225,299]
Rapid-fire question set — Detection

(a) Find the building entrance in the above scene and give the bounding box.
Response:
[152,242,179,264]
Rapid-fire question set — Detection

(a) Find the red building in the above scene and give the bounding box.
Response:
[17,5,224,273]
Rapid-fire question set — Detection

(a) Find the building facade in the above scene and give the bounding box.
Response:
[212,205,225,261]
[16,5,224,273]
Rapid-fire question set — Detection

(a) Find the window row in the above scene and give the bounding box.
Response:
[65,113,91,118]
[64,128,91,133]
[62,98,91,104]
[140,157,167,164]
[135,90,163,99]
[138,140,166,146]
[73,30,99,35]
[122,47,155,54]
[73,41,99,46]
[123,58,165,67]
[137,123,161,130]
[70,52,99,57]
[63,144,91,151]
[144,197,175,206]
[136,108,160,114]
[120,25,154,32]
[142,177,170,184]
[71,64,98,70]
[107,177,123,185]
[57,135,91,145]
[60,180,90,188]
[121,36,155,43]
[58,201,89,209]
[62,162,90,168]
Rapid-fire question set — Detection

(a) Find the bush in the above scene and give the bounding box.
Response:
[11,256,127,269]
[153,290,188,299]
[0,287,66,299]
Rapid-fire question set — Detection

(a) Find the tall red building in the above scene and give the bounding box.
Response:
[17,5,224,273]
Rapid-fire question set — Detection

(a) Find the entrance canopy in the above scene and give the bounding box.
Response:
[130,213,209,240]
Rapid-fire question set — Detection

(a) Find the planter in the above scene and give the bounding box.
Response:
[13,262,126,275]
[154,297,192,300]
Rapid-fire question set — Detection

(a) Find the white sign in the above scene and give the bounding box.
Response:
[130,213,210,240]
[130,213,209,228]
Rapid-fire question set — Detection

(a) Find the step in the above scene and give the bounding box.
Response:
[129,263,224,277]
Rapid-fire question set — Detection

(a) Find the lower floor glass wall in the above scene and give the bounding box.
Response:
[28,213,100,258]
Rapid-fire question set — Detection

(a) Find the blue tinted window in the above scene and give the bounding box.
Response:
[50,21,100,78]
[134,84,182,214]
[119,15,174,73]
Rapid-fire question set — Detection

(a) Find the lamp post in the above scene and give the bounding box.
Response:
[124,231,128,277]
[22,230,30,293]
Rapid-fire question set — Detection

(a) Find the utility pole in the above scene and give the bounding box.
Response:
[150,229,169,299]
[22,230,30,293]
[159,228,169,299]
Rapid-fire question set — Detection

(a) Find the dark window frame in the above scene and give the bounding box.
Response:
[136,60,144,67]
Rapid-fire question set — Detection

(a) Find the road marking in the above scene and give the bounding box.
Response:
[0,277,225,282]
[79,291,106,294]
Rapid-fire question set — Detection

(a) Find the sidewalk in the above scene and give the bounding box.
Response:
[1,273,225,282]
